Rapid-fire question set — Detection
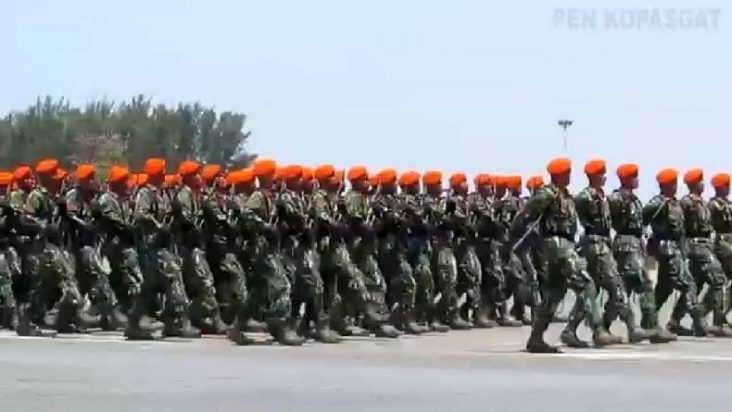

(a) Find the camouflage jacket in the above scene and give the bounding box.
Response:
[708,196,732,235]
[520,183,577,240]
[466,192,496,240]
[574,186,612,237]
[446,192,475,240]
[421,193,451,242]
[642,194,684,241]
[133,184,174,245]
[493,194,521,242]
[608,188,644,237]
[96,190,135,246]
[679,193,713,239]
[65,187,101,247]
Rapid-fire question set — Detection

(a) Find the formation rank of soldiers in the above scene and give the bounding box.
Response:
[1,156,732,353]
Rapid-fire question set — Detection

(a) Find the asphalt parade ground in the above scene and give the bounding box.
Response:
[2,301,732,412]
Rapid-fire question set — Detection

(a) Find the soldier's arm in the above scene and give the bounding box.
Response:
[642,195,664,225]
[521,186,556,220]
[344,192,366,221]
[133,189,157,227]
[573,188,591,227]
[243,191,269,229]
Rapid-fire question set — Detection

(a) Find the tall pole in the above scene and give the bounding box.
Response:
[557,119,573,151]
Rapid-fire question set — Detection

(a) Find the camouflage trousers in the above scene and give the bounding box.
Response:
[686,238,725,325]
[351,241,391,327]
[181,247,221,326]
[76,245,118,322]
[136,246,190,323]
[407,237,435,324]
[653,239,702,325]
[714,234,732,319]
[475,238,505,311]
[612,235,658,328]
[248,249,292,325]
[208,247,248,326]
[285,240,328,330]
[501,247,532,319]
[454,240,481,319]
[0,245,19,326]
[580,235,635,331]
[107,245,144,313]
[378,236,417,317]
[534,236,601,330]
[430,241,458,322]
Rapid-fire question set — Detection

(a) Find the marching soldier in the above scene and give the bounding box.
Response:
[709,172,732,329]
[0,172,19,329]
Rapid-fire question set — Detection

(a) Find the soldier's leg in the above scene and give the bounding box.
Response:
[455,244,480,327]
[662,243,706,336]
[296,247,340,343]
[183,248,225,334]
[80,246,124,331]
[432,245,464,329]
[158,249,201,338]
[526,249,567,353]
[381,244,424,335]
[254,252,304,346]
[517,249,540,324]
[715,240,732,323]
[0,248,18,329]
[475,240,501,328]
[357,251,402,338]
[328,245,369,336]
[502,252,529,327]
[413,250,446,332]
[688,242,730,335]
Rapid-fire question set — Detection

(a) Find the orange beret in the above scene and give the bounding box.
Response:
[711,173,731,189]
[378,168,398,185]
[399,171,420,187]
[282,165,303,180]
[547,158,572,175]
[13,166,32,181]
[507,175,522,189]
[656,168,678,185]
[526,175,544,190]
[178,160,201,177]
[136,173,149,187]
[423,170,442,186]
[368,175,379,188]
[449,172,467,187]
[164,174,181,187]
[201,164,222,183]
[144,158,166,176]
[314,164,335,181]
[252,159,277,177]
[347,166,369,182]
[584,159,606,176]
[35,159,59,175]
[616,163,639,179]
[334,170,344,183]
[683,168,704,185]
[494,176,508,190]
[301,166,313,181]
[473,174,494,186]
[0,172,13,186]
[108,165,130,184]
[54,168,67,181]
[229,168,255,185]
[75,164,96,181]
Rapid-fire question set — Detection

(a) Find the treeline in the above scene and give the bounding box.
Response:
[0,95,255,172]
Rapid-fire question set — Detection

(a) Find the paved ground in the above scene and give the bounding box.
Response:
[1,315,732,412]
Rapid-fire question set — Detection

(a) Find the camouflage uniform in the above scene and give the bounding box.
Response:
[576,186,651,344]
[709,195,732,325]
[65,188,121,330]
[643,194,706,336]
[130,184,199,338]
[422,193,463,328]
[608,189,665,336]
[96,190,143,317]
[519,183,607,352]
[0,199,19,328]
[493,194,530,326]
[372,191,426,334]
[277,188,340,342]
[467,191,503,327]
[680,193,727,334]
[341,190,401,337]
[447,192,481,327]
[240,189,303,345]
[172,184,225,334]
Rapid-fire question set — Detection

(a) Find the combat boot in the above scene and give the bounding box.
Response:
[164,316,202,338]
[497,303,524,327]
[447,315,473,330]
[196,315,228,335]
[472,307,497,329]
[526,321,560,353]
[648,327,677,344]
[592,327,618,347]
[245,318,268,333]
[227,316,255,345]
[313,325,342,344]
[1,306,17,330]
[269,321,305,346]
[666,319,694,336]
[628,328,653,344]
[429,320,450,333]
[16,305,44,337]
[560,328,589,348]
[373,323,402,338]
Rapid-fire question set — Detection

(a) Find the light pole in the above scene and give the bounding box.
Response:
[557,119,573,151]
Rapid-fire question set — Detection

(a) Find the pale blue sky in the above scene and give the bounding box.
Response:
[2,0,729,198]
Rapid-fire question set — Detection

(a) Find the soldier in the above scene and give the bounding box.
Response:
[643,168,707,337]
[96,165,156,334]
[515,175,544,323]
[495,176,530,326]
[709,173,732,328]
[575,159,651,345]
[609,164,675,343]
[0,172,19,329]
[469,173,502,328]
[372,168,427,334]
[339,166,401,337]
[65,164,125,331]
[129,157,200,339]
[277,164,341,343]
[400,171,449,332]
[680,169,730,336]
[173,160,226,334]
[239,158,304,345]
[519,158,611,353]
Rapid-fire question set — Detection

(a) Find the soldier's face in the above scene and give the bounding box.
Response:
[553,172,570,188]
[716,186,730,197]
[495,187,506,198]
[381,182,397,193]
[621,176,638,189]
[258,175,274,189]
[661,182,677,196]
[402,184,418,195]
[301,180,314,193]
[588,174,605,188]
[80,179,98,192]
[425,184,442,196]
[687,182,704,194]
[285,178,301,191]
